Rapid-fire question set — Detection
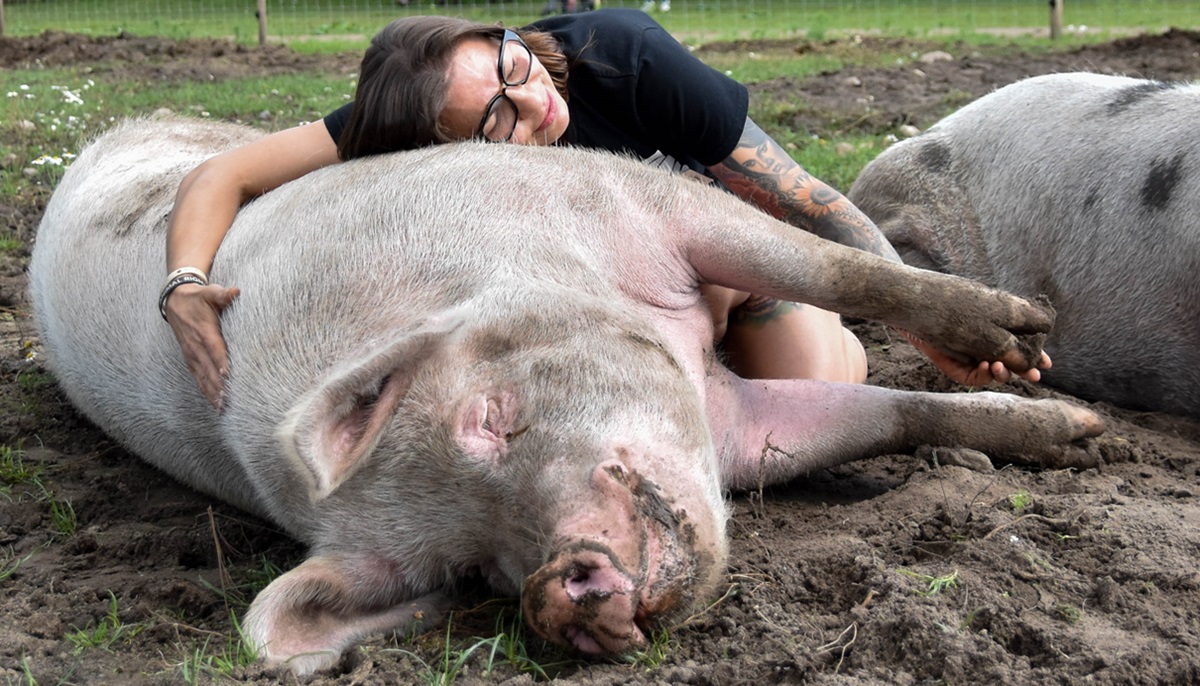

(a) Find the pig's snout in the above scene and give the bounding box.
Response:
[522,543,647,655]
[523,459,712,656]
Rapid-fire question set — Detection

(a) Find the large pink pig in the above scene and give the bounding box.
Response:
[29,119,1102,675]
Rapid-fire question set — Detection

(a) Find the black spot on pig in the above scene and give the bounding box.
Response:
[1141,153,1185,212]
[1083,187,1101,212]
[916,139,952,174]
[1106,81,1175,115]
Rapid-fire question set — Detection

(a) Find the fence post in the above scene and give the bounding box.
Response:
[1049,0,1064,40]
[257,0,268,46]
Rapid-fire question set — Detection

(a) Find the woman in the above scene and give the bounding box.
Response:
[165,9,1043,408]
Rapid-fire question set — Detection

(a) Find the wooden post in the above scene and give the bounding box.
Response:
[1049,0,1064,40]
[257,0,268,47]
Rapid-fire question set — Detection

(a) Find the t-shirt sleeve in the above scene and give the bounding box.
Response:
[630,23,749,166]
[323,102,354,143]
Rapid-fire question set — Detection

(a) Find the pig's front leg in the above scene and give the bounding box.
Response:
[680,199,1054,373]
[243,552,449,675]
[706,368,1104,491]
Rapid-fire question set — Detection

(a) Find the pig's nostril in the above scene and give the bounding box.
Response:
[565,565,595,598]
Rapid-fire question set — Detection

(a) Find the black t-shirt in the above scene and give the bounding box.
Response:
[323,9,749,171]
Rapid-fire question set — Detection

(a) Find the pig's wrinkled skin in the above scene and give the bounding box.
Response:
[849,72,1200,418]
[30,119,1103,675]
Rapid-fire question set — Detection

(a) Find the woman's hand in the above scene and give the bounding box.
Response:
[164,282,241,409]
[899,328,1051,386]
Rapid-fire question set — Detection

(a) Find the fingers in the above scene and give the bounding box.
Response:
[165,283,239,409]
[900,328,1051,388]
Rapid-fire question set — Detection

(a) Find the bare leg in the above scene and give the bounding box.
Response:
[702,285,867,383]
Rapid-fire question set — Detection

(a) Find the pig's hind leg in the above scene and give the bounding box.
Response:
[710,374,1104,492]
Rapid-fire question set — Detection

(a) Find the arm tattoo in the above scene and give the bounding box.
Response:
[710,118,901,263]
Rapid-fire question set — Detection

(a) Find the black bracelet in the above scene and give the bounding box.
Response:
[159,274,209,321]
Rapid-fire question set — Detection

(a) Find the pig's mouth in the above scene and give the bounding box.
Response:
[521,469,708,655]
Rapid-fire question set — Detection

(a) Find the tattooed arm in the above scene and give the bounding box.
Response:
[708,117,1050,386]
[708,118,902,263]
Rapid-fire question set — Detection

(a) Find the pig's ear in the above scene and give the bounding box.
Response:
[279,314,463,501]
[243,552,447,676]
[456,392,522,463]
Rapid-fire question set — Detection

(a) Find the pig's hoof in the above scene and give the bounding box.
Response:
[1056,400,1105,438]
[1011,399,1106,470]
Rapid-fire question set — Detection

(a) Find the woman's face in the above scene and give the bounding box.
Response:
[440,36,570,146]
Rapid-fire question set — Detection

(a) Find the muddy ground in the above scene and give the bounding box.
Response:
[2,26,1199,686]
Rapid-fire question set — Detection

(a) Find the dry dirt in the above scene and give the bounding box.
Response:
[2,27,1199,686]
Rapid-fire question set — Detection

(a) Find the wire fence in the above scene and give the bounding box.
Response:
[2,0,1197,43]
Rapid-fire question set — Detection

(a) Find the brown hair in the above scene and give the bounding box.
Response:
[337,16,570,160]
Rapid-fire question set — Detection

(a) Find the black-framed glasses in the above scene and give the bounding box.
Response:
[477,29,533,143]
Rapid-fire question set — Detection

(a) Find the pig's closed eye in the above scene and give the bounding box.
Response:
[505,425,530,441]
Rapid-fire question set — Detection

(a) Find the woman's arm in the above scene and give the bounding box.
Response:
[707,118,900,262]
[708,117,1049,386]
[165,120,342,408]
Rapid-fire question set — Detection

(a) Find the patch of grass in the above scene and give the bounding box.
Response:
[384,610,574,684]
[1054,603,1083,625]
[1008,488,1033,512]
[200,554,286,611]
[174,612,258,684]
[1023,551,1054,572]
[15,368,55,392]
[12,656,38,686]
[0,444,41,490]
[628,627,672,670]
[898,568,960,596]
[0,549,34,582]
[475,610,566,680]
[66,592,146,654]
[2,66,352,215]
[38,484,77,538]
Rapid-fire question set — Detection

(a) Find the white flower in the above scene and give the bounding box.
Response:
[19,84,29,90]
[61,89,84,105]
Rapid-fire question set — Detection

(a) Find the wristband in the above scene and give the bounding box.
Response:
[159,274,209,321]
[165,266,209,284]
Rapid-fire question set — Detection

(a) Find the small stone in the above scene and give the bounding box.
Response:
[919,50,953,63]
[898,124,921,138]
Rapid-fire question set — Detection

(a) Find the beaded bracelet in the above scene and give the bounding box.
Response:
[159,274,209,321]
